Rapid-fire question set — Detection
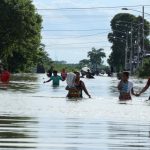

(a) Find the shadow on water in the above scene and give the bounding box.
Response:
[0,115,38,149]
[1,75,150,149]
[61,119,150,150]
[0,74,39,93]
[10,74,38,82]
[0,116,150,149]
[107,121,150,150]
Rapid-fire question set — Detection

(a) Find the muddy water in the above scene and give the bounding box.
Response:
[0,74,150,149]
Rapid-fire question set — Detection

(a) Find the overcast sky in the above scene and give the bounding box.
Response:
[33,0,150,64]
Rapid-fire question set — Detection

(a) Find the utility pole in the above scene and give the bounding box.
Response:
[137,25,140,69]
[125,33,128,70]
[130,23,133,73]
[142,5,145,66]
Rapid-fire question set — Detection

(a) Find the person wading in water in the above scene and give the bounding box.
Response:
[118,71,136,101]
[66,72,91,98]
[136,77,150,100]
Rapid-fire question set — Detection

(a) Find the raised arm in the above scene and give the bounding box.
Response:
[139,83,150,95]
[136,79,150,96]
[81,82,91,98]
[131,88,136,96]
[43,79,52,83]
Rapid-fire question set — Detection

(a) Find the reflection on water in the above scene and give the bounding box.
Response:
[0,116,150,150]
[0,74,150,149]
[10,74,38,82]
[8,82,38,93]
[0,74,39,93]
[0,116,38,149]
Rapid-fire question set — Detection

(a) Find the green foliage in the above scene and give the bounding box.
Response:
[138,58,150,77]
[88,47,106,71]
[78,47,106,71]
[0,0,50,72]
[36,44,53,70]
[11,73,37,82]
[79,59,90,68]
[108,13,150,72]
[50,63,80,73]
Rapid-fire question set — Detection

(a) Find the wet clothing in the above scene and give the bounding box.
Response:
[119,81,133,101]
[75,81,83,98]
[0,70,10,83]
[66,80,83,98]
[67,88,80,98]
[50,75,62,86]
[66,73,76,88]
[66,73,80,98]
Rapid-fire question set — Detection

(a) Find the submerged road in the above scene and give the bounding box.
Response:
[0,74,150,149]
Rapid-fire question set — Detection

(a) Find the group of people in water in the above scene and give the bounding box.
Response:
[44,68,150,101]
[44,68,91,98]
[0,63,149,101]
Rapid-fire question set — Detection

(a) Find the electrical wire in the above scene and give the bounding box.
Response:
[36,5,148,11]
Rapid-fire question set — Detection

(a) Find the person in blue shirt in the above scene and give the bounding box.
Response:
[118,71,136,101]
[44,70,63,86]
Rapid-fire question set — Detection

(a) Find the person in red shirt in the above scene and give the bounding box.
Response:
[137,77,150,99]
[0,68,10,83]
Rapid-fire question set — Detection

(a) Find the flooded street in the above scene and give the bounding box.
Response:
[0,74,150,149]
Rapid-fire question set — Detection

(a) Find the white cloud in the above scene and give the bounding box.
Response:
[32,0,150,63]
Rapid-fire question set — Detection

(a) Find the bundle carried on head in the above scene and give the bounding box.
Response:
[66,72,76,88]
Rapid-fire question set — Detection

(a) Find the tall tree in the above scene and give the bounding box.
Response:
[107,13,150,72]
[0,0,49,72]
[88,47,106,71]
[79,59,90,68]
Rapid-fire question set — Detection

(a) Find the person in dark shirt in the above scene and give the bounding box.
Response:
[47,66,54,77]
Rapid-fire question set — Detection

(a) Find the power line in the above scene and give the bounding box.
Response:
[41,29,129,39]
[41,15,113,18]
[42,32,108,39]
[36,5,147,11]
[45,45,111,49]
[43,41,109,46]
[42,28,110,32]
[42,29,128,35]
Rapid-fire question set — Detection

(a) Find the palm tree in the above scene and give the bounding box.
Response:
[88,47,106,71]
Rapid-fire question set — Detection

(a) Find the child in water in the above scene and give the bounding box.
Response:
[118,71,136,101]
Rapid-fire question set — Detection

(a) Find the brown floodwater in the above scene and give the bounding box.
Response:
[0,74,150,149]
